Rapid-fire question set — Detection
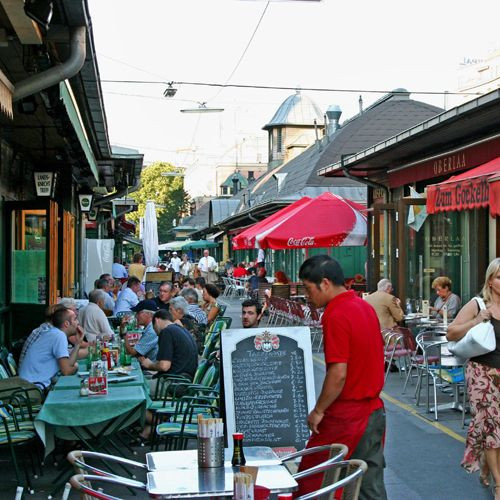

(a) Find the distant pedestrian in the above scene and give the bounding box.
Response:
[198,249,218,284]
[296,255,387,500]
[128,253,146,282]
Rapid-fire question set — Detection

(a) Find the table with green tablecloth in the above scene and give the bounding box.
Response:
[35,385,147,457]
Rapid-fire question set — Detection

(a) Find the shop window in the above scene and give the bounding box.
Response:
[405,208,481,305]
[11,209,48,304]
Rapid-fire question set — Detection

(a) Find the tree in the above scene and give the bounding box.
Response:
[127,162,189,243]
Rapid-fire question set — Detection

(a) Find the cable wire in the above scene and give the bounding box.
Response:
[100,79,482,96]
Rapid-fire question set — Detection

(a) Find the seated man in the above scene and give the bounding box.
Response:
[154,281,173,310]
[194,277,206,306]
[241,299,263,328]
[19,307,84,389]
[79,289,115,343]
[181,288,208,325]
[365,279,404,330]
[121,299,159,361]
[139,309,198,385]
[114,277,141,315]
[233,262,247,278]
[94,276,115,313]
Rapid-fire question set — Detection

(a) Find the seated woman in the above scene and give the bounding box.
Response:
[430,276,461,319]
[202,284,222,324]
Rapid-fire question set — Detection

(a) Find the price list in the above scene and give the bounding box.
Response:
[231,335,310,449]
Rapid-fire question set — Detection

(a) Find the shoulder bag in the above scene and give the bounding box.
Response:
[447,297,496,359]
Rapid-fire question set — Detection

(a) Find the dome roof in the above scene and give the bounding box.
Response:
[263,91,324,130]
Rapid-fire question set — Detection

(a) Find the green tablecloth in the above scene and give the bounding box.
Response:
[56,359,145,391]
[35,385,147,456]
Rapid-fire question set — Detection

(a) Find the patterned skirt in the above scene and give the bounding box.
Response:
[461,360,500,473]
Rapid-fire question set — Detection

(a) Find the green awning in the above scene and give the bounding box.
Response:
[182,240,218,250]
[60,80,99,182]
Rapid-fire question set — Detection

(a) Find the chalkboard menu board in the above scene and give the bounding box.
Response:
[222,327,315,451]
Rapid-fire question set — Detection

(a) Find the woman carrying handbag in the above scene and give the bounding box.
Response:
[447,258,500,498]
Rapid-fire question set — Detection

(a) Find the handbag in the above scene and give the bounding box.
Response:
[447,297,496,359]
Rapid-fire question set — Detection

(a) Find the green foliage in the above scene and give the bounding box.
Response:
[127,162,189,243]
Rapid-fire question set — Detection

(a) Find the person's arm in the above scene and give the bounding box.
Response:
[307,362,347,434]
[206,304,220,324]
[139,357,171,372]
[447,299,490,341]
[58,326,84,375]
[389,297,404,323]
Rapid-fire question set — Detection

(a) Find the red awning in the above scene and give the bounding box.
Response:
[233,193,367,250]
[426,157,500,216]
[490,176,500,217]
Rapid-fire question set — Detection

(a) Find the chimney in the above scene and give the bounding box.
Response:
[325,105,342,136]
[358,95,363,113]
[247,170,255,181]
[231,173,239,195]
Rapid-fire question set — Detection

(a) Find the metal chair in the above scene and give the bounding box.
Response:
[281,443,348,474]
[294,459,368,500]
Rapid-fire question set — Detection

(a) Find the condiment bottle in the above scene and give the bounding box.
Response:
[231,432,246,466]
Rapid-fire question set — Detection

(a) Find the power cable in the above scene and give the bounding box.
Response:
[208,1,270,102]
[100,79,483,96]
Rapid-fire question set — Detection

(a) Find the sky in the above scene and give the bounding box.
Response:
[88,0,500,198]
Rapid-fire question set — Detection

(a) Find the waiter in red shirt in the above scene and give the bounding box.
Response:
[297,255,387,500]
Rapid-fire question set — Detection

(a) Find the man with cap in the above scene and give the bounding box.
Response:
[170,252,182,276]
[121,299,159,361]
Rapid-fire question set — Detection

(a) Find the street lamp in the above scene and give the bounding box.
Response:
[180,102,224,113]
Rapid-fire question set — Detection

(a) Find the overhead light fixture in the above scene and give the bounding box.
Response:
[180,102,224,113]
[163,82,177,98]
[24,0,53,31]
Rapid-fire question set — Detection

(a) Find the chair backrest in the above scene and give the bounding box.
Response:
[192,359,210,385]
[217,304,227,318]
[257,283,270,305]
[394,326,417,352]
[295,459,368,500]
[272,284,291,299]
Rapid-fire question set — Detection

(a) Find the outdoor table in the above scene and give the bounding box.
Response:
[36,385,147,497]
[110,447,296,498]
[422,335,465,414]
[53,359,145,391]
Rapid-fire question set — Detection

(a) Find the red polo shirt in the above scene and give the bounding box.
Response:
[233,267,247,278]
[322,290,384,407]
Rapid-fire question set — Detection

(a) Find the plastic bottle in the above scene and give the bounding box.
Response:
[231,433,246,466]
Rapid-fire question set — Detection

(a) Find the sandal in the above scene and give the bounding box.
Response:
[479,471,490,488]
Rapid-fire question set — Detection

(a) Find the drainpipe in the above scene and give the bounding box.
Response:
[340,154,390,203]
[13,27,87,102]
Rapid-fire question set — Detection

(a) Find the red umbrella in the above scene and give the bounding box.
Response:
[235,192,367,250]
[232,196,311,250]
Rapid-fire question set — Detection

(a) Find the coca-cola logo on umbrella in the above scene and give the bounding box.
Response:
[287,236,315,247]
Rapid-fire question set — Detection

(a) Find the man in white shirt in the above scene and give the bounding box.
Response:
[197,249,217,284]
[114,277,141,314]
[170,252,182,275]
[112,256,128,279]
[79,289,115,343]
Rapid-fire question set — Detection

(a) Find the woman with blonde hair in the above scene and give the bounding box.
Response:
[448,258,500,497]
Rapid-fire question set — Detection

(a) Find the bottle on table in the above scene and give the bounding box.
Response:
[231,432,246,466]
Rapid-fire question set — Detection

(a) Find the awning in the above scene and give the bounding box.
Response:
[182,240,218,250]
[158,240,189,251]
[490,175,500,217]
[122,235,142,247]
[207,230,224,241]
[60,80,99,182]
[426,157,500,216]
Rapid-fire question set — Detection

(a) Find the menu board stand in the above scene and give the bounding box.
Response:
[221,327,315,452]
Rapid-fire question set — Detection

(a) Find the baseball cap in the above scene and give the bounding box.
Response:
[131,299,160,313]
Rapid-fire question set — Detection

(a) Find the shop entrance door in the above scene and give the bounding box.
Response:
[4,200,58,342]
[371,204,396,291]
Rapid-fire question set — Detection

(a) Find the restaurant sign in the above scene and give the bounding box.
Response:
[427,177,490,213]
